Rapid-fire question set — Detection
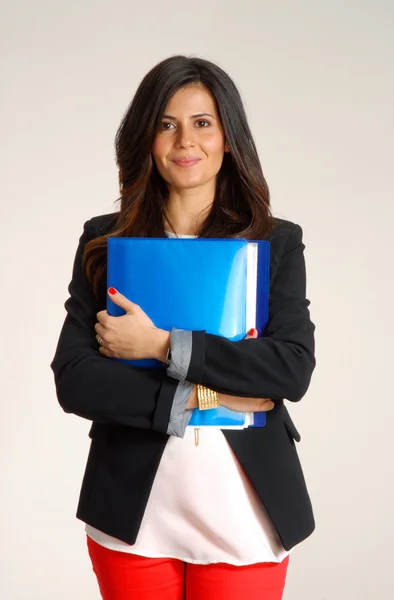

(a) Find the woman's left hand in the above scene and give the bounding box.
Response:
[95,288,169,361]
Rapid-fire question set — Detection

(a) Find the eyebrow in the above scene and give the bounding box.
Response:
[162,112,216,120]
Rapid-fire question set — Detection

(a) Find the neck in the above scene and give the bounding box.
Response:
[164,182,215,236]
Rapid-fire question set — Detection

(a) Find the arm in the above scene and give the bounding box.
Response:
[50,219,193,435]
[168,224,315,402]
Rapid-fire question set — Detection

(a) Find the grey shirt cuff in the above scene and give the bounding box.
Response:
[166,380,194,438]
[166,328,193,381]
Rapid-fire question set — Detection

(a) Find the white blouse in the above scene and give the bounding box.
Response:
[86,427,290,565]
[85,232,291,565]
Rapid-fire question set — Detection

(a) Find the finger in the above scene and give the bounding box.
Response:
[94,323,106,337]
[108,287,139,313]
[96,310,109,325]
[98,345,112,357]
[260,400,275,411]
[244,328,258,340]
[95,333,105,346]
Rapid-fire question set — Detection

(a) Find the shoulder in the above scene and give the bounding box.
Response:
[267,217,304,253]
[85,212,119,236]
[271,216,303,237]
[264,217,306,281]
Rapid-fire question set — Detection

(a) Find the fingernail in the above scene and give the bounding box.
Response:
[248,328,257,335]
[108,287,117,295]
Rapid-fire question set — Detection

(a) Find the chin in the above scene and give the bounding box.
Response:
[181,180,205,190]
[171,176,207,190]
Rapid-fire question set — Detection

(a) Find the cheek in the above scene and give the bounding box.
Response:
[152,137,167,165]
[204,134,225,157]
[204,139,225,170]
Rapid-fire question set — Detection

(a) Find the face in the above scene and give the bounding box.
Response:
[152,85,229,192]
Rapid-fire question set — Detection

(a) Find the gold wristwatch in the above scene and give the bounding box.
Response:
[196,384,219,410]
[194,385,219,447]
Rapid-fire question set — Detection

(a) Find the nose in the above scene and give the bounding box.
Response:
[175,125,196,149]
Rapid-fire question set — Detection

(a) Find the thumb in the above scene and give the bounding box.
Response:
[245,328,258,340]
[108,287,138,313]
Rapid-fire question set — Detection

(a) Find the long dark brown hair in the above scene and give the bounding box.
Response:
[83,55,274,297]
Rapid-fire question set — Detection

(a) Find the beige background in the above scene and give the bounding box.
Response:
[2,0,393,598]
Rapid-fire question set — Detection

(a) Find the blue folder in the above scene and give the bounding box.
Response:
[107,237,270,428]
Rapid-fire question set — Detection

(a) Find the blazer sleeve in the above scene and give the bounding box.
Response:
[181,224,316,402]
[50,219,183,433]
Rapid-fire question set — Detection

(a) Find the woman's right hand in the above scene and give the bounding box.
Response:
[186,328,275,413]
[219,394,274,413]
[218,327,274,412]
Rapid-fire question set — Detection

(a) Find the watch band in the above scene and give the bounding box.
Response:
[197,384,219,410]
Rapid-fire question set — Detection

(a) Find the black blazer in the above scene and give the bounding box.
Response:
[50,212,316,552]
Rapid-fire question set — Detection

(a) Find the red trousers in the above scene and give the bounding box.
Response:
[87,536,289,600]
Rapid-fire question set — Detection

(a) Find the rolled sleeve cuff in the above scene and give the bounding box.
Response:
[152,376,180,435]
[166,329,193,381]
[166,380,194,438]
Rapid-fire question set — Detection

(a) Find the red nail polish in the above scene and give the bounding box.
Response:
[109,287,117,295]
[248,328,257,336]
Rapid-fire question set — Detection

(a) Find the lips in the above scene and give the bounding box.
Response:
[172,158,201,167]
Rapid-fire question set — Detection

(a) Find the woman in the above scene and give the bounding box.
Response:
[50,55,316,600]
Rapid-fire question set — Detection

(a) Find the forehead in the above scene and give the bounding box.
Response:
[164,85,218,115]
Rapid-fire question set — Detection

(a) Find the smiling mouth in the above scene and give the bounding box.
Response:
[172,159,201,167]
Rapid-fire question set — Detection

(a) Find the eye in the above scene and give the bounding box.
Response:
[161,122,175,131]
[196,119,210,128]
